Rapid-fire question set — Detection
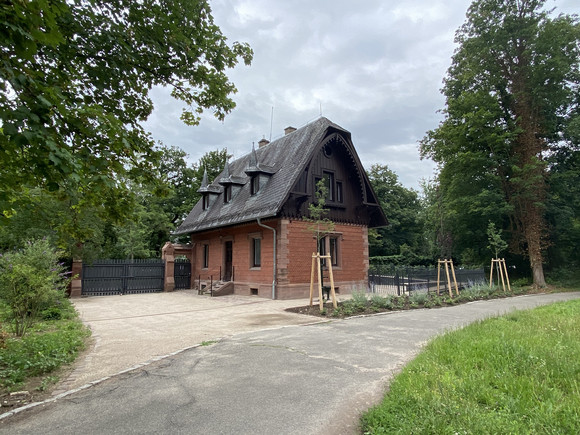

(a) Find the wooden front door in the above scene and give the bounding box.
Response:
[224,241,233,281]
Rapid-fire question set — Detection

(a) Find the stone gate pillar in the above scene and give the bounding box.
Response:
[70,259,83,298]
[162,242,175,292]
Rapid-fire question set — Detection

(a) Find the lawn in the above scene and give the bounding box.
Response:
[360,297,580,434]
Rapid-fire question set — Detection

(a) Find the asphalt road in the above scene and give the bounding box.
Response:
[1,292,578,435]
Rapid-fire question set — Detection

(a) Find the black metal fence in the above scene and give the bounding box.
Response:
[82,259,165,296]
[368,265,486,296]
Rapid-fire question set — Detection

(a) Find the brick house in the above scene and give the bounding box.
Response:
[174,117,387,299]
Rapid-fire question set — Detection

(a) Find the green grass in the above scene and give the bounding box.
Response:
[0,298,90,392]
[200,340,217,346]
[361,298,580,434]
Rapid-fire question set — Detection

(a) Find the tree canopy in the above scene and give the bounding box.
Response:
[1,0,252,239]
[0,145,229,259]
[420,0,580,286]
[367,164,425,264]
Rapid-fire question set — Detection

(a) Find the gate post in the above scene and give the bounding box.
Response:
[162,242,175,292]
[70,259,83,298]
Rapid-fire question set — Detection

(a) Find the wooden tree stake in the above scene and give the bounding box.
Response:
[309,255,316,306]
[309,253,337,309]
[490,258,511,292]
[438,259,459,297]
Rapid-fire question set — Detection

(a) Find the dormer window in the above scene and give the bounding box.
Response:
[245,144,275,194]
[202,194,210,210]
[250,175,260,195]
[224,185,232,203]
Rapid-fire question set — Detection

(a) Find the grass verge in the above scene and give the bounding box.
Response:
[360,298,580,434]
[0,298,90,403]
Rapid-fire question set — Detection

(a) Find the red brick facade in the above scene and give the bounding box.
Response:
[190,218,369,299]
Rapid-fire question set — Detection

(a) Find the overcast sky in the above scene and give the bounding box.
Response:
[143,0,579,191]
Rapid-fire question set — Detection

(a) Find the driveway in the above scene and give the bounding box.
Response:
[57,291,320,392]
[1,292,579,434]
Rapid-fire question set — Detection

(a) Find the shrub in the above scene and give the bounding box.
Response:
[350,291,369,310]
[409,291,428,306]
[393,296,405,310]
[0,239,71,337]
[370,294,393,309]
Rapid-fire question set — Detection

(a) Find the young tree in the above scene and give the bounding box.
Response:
[306,179,335,253]
[420,0,580,286]
[487,222,508,259]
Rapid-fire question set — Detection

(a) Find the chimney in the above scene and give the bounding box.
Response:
[258,138,270,148]
[284,126,297,135]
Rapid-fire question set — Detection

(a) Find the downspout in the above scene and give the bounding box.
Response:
[257,218,277,300]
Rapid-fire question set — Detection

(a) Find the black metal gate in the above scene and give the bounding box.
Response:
[174,258,191,289]
[82,259,165,296]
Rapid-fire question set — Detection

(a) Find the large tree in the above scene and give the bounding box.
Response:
[1,0,252,233]
[420,0,580,286]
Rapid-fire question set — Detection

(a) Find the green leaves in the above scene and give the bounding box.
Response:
[420,0,580,283]
[1,0,252,256]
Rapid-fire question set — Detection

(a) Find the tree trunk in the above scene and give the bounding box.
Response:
[511,72,548,288]
[526,224,546,287]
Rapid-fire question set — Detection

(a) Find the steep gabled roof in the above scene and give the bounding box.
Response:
[175,117,380,235]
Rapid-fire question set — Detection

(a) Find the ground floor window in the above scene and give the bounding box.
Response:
[251,237,261,268]
[202,244,209,269]
[318,235,340,267]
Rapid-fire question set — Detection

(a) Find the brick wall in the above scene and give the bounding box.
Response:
[190,219,369,299]
[278,219,368,299]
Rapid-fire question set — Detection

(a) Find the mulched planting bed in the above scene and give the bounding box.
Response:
[285,286,553,319]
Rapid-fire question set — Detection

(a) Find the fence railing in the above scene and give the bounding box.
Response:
[368,265,486,296]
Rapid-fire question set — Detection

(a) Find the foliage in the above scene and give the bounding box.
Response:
[487,221,508,258]
[1,0,252,254]
[420,0,580,286]
[367,164,424,258]
[346,291,368,311]
[545,149,580,272]
[361,299,580,434]
[0,298,89,391]
[0,146,229,260]
[0,239,70,336]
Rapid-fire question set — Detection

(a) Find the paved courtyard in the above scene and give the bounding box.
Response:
[58,291,320,392]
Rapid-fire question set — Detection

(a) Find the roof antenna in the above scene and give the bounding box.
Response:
[269,106,274,142]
